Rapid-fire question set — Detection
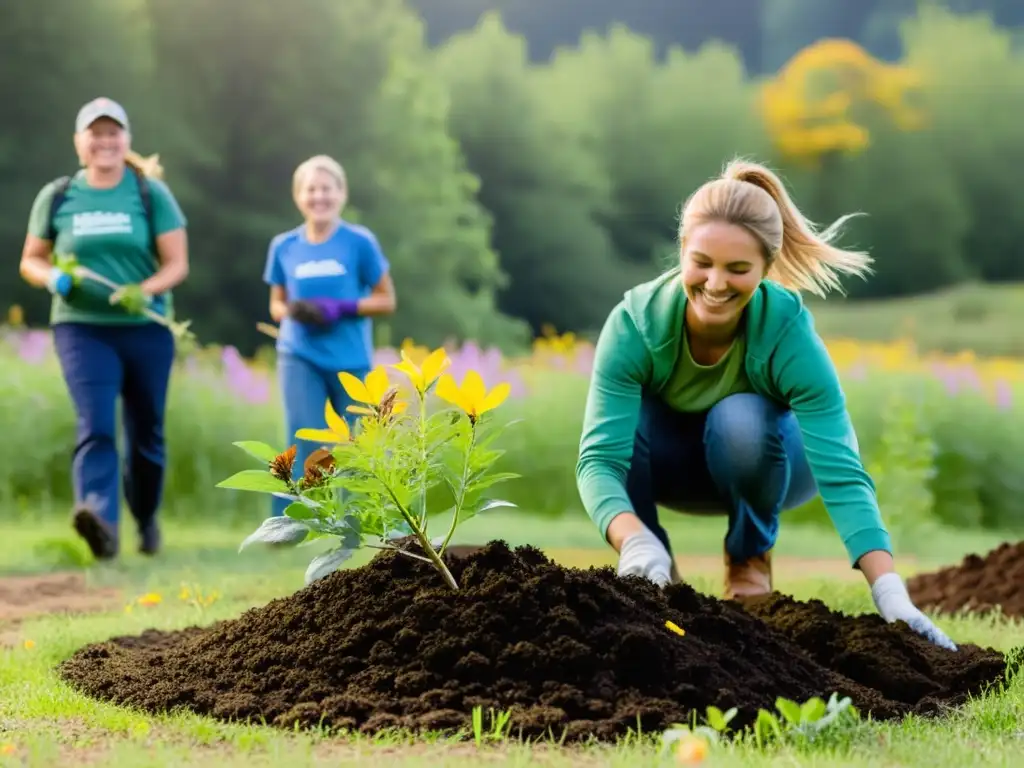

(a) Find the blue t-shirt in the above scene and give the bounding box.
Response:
[263,221,389,372]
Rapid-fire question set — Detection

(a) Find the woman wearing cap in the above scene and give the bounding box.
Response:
[263,155,395,517]
[18,97,189,560]
[576,158,957,651]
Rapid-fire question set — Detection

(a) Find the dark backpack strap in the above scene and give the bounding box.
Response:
[46,175,73,242]
[128,165,156,252]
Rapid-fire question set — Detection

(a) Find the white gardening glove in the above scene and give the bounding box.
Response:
[618,526,674,588]
[871,572,957,651]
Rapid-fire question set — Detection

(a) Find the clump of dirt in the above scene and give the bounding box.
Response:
[58,541,1013,743]
[740,593,1015,714]
[906,541,1024,619]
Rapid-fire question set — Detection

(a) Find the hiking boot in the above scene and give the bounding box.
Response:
[724,547,772,600]
[72,504,118,560]
[139,519,161,556]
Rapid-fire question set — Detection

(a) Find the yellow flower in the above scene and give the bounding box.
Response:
[295,399,351,444]
[435,370,511,424]
[391,347,451,395]
[137,593,162,607]
[0,744,15,755]
[676,735,709,764]
[7,305,23,327]
[23,639,35,650]
[339,366,408,417]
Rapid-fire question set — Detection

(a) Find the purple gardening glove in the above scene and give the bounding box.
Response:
[288,298,359,326]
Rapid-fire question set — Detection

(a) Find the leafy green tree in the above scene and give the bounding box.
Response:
[143,0,521,351]
[0,0,152,321]
[542,27,769,272]
[433,12,634,336]
[900,6,1024,283]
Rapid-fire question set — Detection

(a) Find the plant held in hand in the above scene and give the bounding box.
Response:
[218,347,520,588]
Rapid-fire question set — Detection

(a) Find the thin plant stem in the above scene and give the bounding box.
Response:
[438,419,477,557]
[371,466,459,590]
[364,544,433,564]
[416,389,429,529]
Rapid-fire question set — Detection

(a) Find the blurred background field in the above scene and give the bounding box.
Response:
[2,320,1023,560]
[3,0,1024,555]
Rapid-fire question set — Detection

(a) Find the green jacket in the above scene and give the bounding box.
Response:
[576,267,890,567]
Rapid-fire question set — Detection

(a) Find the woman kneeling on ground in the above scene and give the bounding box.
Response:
[263,155,396,517]
[19,97,189,560]
[576,158,956,651]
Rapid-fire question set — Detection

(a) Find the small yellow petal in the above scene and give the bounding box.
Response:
[422,348,451,381]
[435,374,461,407]
[462,370,487,411]
[392,401,409,415]
[392,360,424,390]
[295,428,345,443]
[364,367,390,402]
[346,405,376,416]
[665,620,686,636]
[480,382,511,413]
[324,401,350,439]
[338,372,371,404]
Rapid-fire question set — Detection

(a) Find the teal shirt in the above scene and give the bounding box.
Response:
[661,327,754,412]
[27,169,187,325]
[576,267,891,567]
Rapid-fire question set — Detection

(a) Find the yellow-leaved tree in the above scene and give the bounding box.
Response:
[760,38,927,167]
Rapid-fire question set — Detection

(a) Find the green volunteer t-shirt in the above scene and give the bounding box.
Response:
[660,326,755,412]
[26,169,187,326]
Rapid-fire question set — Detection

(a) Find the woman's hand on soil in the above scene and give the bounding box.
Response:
[871,572,958,651]
[617,527,674,587]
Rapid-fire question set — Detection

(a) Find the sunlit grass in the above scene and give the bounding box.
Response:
[1,513,1023,766]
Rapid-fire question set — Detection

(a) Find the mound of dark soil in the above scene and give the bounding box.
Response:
[58,541,1013,743]
[741,593,1013,714]
[907,541,1024,619]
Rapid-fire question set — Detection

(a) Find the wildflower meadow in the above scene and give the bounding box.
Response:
[3,313,1024,544]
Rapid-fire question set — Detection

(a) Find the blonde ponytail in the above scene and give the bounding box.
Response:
[125,150,164,180]
[679,158,873,297]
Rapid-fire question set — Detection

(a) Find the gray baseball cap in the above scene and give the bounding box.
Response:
[75,97,130,133]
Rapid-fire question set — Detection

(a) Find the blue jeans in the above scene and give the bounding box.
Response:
[273,352,367,517]
[52,322,175,532]
[626,392,818,561]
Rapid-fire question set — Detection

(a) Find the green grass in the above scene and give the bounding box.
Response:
[2,512,1023,766]
[806,281,1024,357]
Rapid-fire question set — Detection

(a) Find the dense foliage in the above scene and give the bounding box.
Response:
[1,4,1023,354]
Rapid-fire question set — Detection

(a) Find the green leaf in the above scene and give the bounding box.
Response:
[800,696,827,723]
[284,502,318,521]
[459,498,516,527]
[238,517,310,551]
[706,706,726,732]
[232,440,281,464]
[754,709,781,747]
[217,470,289,494]
[466,472,520,494]
[304,547,356,584]
[775,697,802,725]
[338,514,363,549]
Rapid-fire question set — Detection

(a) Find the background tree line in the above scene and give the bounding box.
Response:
[1,0,1022,355]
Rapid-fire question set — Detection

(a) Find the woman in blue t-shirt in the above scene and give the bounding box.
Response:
[263,155,396,516]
